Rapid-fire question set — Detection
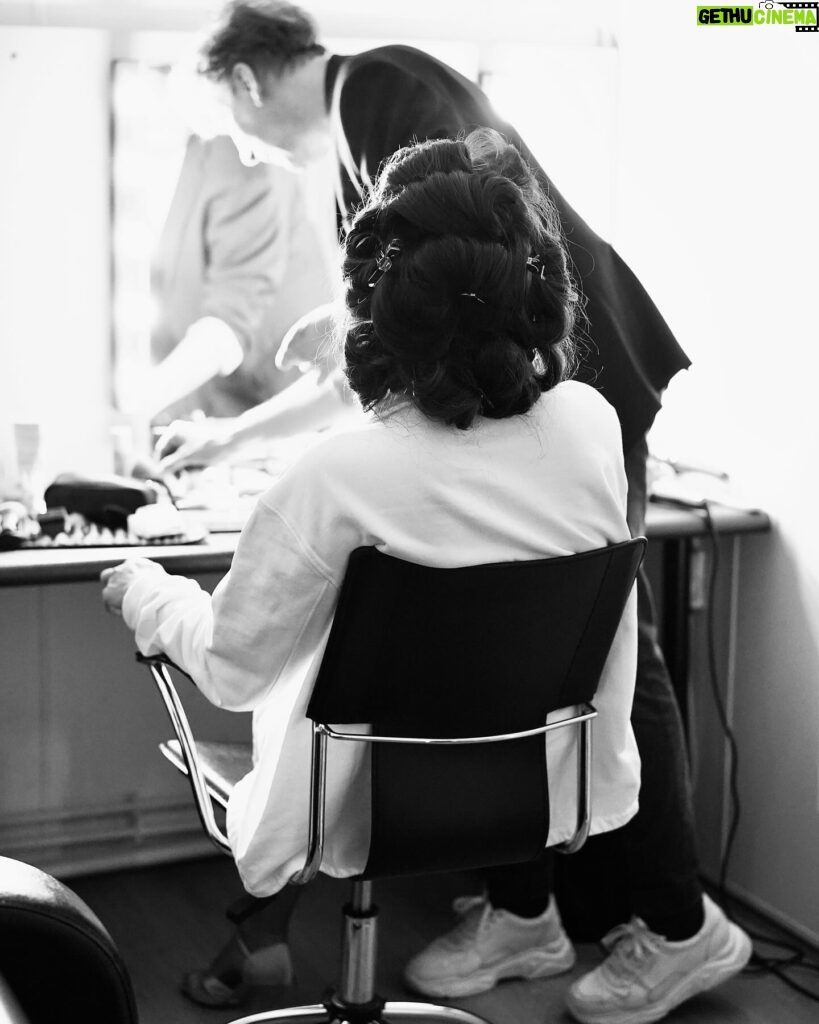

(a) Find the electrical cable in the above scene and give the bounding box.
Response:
[700,502,741,900]
[699,501,819,1002]
[146,476,179,508]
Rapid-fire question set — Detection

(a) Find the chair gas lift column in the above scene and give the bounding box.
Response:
[139,538,645,1024]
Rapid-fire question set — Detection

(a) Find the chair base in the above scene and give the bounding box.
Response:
[228,996,492,1024]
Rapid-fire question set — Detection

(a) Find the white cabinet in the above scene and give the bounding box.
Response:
[0,572,250,877]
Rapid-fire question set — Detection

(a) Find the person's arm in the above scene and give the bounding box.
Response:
[274,302,339,377]
[119,316,244,418]
[100,465,344,713]
[154,366,360,471]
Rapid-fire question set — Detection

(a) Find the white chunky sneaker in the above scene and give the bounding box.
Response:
[404,894,575,998]
[566,894,753,1024]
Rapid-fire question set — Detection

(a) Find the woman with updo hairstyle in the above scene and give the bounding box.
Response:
[100,129,639,1008]
[343,129,578,428]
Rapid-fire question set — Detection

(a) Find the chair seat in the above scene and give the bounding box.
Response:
[161,739,251,808]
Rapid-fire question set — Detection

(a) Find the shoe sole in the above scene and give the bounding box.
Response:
[566,923,753,1024]
[405,939,576,998]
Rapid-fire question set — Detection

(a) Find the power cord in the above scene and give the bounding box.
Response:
[698,502,741,900]
[698,502,819,1002]
[146,475,179,508]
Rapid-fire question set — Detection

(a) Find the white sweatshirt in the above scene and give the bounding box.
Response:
[123,380,640,895]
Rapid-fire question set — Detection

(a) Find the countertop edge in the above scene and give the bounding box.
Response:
[0,504,771,587]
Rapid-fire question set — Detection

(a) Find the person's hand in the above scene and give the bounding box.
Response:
[154,417,236,473]
[276,304,339,379]
[100,558,165,617]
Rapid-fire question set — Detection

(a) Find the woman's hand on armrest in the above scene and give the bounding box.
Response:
[100,558,166,617]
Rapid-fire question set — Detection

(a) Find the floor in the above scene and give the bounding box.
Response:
[69,856,818,1024]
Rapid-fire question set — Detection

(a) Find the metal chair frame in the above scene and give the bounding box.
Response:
[141,652,598,1024]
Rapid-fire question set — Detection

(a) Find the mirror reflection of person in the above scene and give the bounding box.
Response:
[145,5,753,1024]
[123,132,336,429]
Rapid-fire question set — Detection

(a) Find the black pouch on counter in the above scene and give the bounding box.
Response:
[44,473,157,530]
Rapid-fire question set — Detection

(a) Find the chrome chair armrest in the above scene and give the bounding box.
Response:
[135,653,231,853]
[293,704,598,885]
[135,653,316,878]
[138,646,597,879]
[287,725,329,886]
[318,703,596,746]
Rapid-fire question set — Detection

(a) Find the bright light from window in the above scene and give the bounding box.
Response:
[483,45,619,242]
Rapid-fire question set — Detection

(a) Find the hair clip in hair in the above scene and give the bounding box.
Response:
[367,239,402,288]
[460,292,486,305]
[526,254,546,280]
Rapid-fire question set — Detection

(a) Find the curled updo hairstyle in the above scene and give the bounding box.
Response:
[342,128,580,429]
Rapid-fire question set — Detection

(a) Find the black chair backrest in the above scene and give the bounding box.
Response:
[0,857,138,1024]
[307,538,646,880]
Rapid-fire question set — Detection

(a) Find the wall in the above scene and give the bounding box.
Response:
[0,26,112,485]
[0,570,251,877]
[616,0,819,943]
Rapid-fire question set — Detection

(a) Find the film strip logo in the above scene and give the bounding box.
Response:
[766,2,819,31]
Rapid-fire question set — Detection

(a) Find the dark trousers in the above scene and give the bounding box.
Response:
[488,437,703,938]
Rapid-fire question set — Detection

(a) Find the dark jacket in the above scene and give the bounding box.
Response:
[326,46,690,451]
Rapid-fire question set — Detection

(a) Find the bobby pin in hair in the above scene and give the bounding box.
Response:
[367,239,402,288]
[526,254,547,280]
[460,292,487,304]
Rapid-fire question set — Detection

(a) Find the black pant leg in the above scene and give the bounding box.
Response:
[486,852,553,918]
[555,437,703,939]
[619,437,704,934]
[488,437,704,936]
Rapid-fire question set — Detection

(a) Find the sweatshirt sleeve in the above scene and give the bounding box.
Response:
[122,495,337,713]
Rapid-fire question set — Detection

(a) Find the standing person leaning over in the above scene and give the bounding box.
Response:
[151,5,754,1023]
[103,128,642,1012]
